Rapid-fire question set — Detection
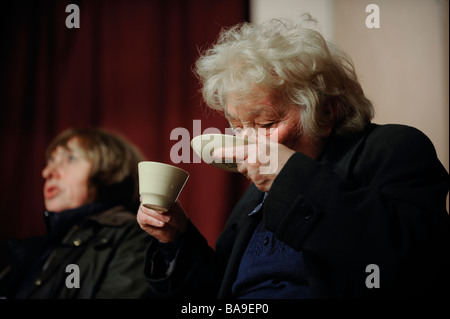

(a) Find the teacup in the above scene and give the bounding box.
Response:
[138,161,189,212]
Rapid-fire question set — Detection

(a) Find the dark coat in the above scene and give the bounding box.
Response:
[1,205,154,299]
[145,124,450,298]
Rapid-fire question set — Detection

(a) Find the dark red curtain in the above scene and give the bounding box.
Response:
[0,0,250,262]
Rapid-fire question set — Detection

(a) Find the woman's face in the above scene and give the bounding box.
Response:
[42,137,95,212]
[225,88,325,159]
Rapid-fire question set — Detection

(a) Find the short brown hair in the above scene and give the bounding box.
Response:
[46,127,144,210]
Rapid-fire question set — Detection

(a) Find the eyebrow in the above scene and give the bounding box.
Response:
[46,146,68,161]
[48,142,82,158]
[225,105,265,121]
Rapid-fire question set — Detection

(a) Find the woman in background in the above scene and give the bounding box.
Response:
[0,127,153,298]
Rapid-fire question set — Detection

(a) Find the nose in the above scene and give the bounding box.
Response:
[238,127,257,139]
[42,161,59,180]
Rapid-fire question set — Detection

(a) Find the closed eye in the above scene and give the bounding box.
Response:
[257,121,279,129]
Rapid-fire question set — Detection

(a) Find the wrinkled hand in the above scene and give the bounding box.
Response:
[213,135,295,192]
[137,201,188,243]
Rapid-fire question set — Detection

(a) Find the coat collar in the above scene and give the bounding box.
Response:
[44,202,113,242]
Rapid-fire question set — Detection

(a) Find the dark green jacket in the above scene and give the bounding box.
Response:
[1,205,154,299]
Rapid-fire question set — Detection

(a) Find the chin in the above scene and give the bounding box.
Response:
[44,200,68,213]
[45,206,63,213]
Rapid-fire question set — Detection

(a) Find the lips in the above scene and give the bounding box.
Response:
[44,184,61,199]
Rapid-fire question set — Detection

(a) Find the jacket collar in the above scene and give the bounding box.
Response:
[44,202,113,242]
[319,123,377,179]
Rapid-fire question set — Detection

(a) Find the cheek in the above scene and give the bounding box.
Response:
[73,177,91,203]
[64,170,92,207]
[268,125,296,145]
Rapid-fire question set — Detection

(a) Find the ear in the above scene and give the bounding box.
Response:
[322,102,336,137]
[87,182,98,203]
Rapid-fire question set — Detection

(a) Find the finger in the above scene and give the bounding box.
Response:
[141,224,177,244]
[140,204,171,223]
[212,145,248,162]
[236,160,251,181]
[138,210,166,228]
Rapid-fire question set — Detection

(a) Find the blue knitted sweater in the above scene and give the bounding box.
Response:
[231,193,310,299]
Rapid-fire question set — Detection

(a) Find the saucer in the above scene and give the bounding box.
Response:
[190,134,252,172]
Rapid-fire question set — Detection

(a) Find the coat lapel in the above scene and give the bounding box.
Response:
[217,184,264,298]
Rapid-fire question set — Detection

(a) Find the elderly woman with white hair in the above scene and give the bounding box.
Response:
[137,15,449,299]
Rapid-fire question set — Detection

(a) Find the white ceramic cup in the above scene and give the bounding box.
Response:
[138,161,189,212]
